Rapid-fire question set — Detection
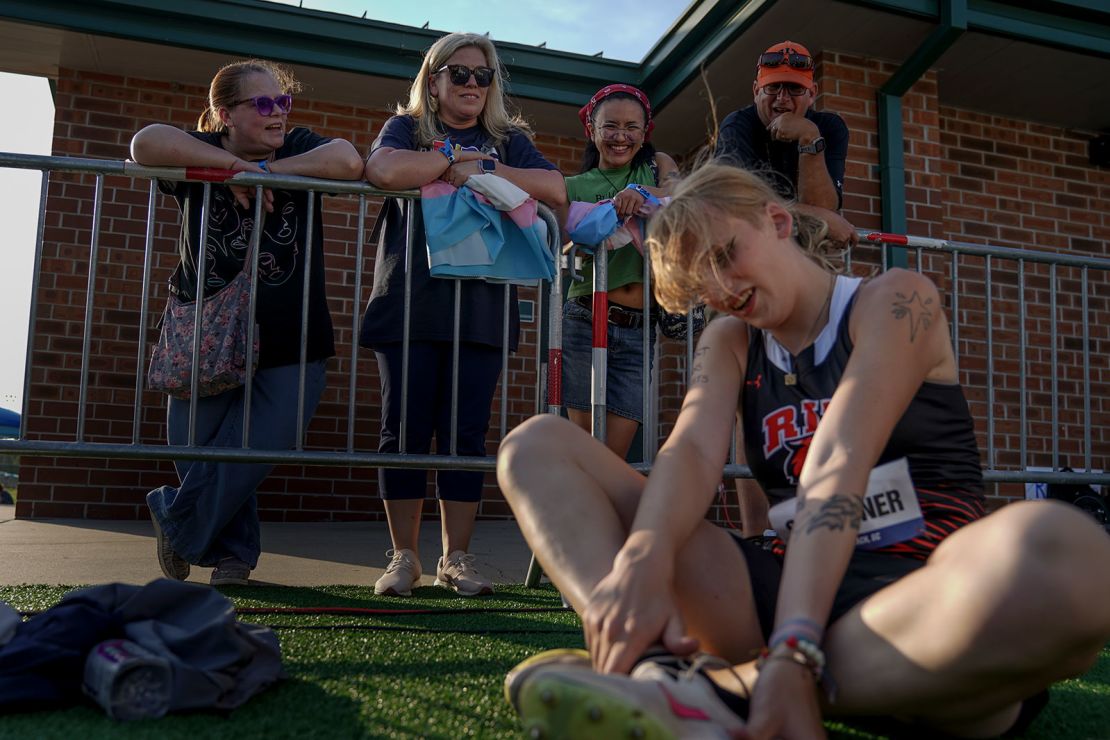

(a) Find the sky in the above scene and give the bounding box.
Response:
[0,1,689,412]
[264,0,689,61]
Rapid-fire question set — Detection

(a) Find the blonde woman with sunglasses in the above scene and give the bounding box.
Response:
[362,33,565,598]
[131,59,362,587]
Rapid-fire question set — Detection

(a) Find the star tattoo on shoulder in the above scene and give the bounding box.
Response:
[891,291,934,343]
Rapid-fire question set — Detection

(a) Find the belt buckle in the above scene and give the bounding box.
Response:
[607,304,639,329]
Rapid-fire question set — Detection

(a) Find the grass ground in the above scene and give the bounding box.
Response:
[0,584,1106,739]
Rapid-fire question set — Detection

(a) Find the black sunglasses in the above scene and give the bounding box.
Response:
[230,94,294,116]
[435,64,495,88]
[758,50,814,71]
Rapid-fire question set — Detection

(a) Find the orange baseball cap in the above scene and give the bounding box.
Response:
[755,41,815,90]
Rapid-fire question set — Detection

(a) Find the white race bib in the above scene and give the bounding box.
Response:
[766,458,925,550]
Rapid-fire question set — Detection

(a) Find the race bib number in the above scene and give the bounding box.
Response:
[766,458,925,550]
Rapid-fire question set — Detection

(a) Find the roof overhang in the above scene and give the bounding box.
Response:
[0,0,1107,153]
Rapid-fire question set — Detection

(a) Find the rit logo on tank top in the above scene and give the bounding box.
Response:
[763,398,831,484]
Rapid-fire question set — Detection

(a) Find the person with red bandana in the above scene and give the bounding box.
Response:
[716,41,856,247]
[561,84,680,459]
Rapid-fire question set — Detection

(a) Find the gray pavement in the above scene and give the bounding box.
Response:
[0,503,537,587]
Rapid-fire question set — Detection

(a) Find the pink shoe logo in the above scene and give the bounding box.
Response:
[659,684,711,721]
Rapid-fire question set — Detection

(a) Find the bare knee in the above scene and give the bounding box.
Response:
[497,415,576,500]
[950,501,1110,649]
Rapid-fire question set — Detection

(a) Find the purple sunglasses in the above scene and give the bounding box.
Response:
[230,94,293,116]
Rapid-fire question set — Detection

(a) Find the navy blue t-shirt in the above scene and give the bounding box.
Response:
[359,115,557,351]
[715,105,848,209]
[159,127,335,369]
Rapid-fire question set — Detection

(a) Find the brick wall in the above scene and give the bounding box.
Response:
[815,52,1109,506]
[17,67,584,521]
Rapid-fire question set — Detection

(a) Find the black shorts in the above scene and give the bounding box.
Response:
[730,532,926,641]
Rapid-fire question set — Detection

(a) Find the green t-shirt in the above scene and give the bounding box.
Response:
[565,160,656,299]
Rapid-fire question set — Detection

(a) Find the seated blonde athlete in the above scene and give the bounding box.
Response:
[497,164,1110,739]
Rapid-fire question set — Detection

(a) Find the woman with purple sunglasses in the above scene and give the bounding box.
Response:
[130,59,363,587]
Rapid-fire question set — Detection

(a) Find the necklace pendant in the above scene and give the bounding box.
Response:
[784,372,797,386]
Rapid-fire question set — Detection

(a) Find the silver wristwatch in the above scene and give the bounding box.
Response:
[798,137,826,155]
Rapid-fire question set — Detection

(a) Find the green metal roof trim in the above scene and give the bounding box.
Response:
[2,0,1107,109]
[845,0,1110,56]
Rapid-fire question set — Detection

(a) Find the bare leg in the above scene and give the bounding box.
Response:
[566,408,642,460]
[498,414,765,658]
[815,501,1110,734]
[440,499,479,555]
[383,498,423,554]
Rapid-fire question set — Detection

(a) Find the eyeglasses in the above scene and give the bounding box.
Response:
[760,83,810,97]
[758,50,814,71]
[597,122,645,140]
[435,64,495,88]
[230,94,294,116]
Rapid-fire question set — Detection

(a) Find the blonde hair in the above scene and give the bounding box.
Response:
[196,59,303,134]
[648,163,843,313]
[397,33,532,148]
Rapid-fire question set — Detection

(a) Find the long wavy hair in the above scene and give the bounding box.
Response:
[196,59,302,134]
[397,32,532,149]
[580,91,658,175]
[648,163,844,313]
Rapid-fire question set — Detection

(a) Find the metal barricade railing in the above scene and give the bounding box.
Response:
[1,150,1106,526]
[0,152,562,483]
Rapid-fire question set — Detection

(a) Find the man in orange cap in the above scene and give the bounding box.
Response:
[716,41,856,244]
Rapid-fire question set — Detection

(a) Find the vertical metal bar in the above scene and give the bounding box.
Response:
[534,282,544,416]
[915,246,923,273]
[20,170,50,440]
[591,246,608,443]
[347,194,367,452]
[951,251,960,375]
[241,188,265,447]
[1081,267,1091,472]
[642,241,652,462]
[1018,260,1026,471]
[132,180,159,443]
[500,284,510,439]
[985,256,994,470]
[294,191,316,451]
[1049,264,1058,470]
[76,174,106,441]
[187,182,213,445]
[881,240,889,273]
[450,279,461,456]
[547,238,563,415]
[400,199,413,453]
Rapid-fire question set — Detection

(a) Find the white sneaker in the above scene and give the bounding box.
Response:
[434,550,494,596]
[374,548,421,596]
[510,652,745,739]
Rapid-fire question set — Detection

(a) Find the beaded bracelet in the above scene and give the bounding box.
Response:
[757,634,837,702]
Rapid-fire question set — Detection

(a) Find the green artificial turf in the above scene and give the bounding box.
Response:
[0,584,1106,739]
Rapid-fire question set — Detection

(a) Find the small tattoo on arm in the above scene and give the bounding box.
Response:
[891,291,934,343]
[690,346,710,384]
[802,494,863,535]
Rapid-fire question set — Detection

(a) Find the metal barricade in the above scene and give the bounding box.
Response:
[0,152,562,489]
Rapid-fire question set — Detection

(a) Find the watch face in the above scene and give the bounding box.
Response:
[479,159,496,173]
[801,137,826,154]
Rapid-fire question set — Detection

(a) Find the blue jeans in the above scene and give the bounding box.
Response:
[147,361,328,567]
[561,299,655,423]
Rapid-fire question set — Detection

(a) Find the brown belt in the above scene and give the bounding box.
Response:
[573,295,647,330]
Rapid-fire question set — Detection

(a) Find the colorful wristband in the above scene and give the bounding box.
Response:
[435,138,456,164]
[256,160,269,172]
[625,183,659,205]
